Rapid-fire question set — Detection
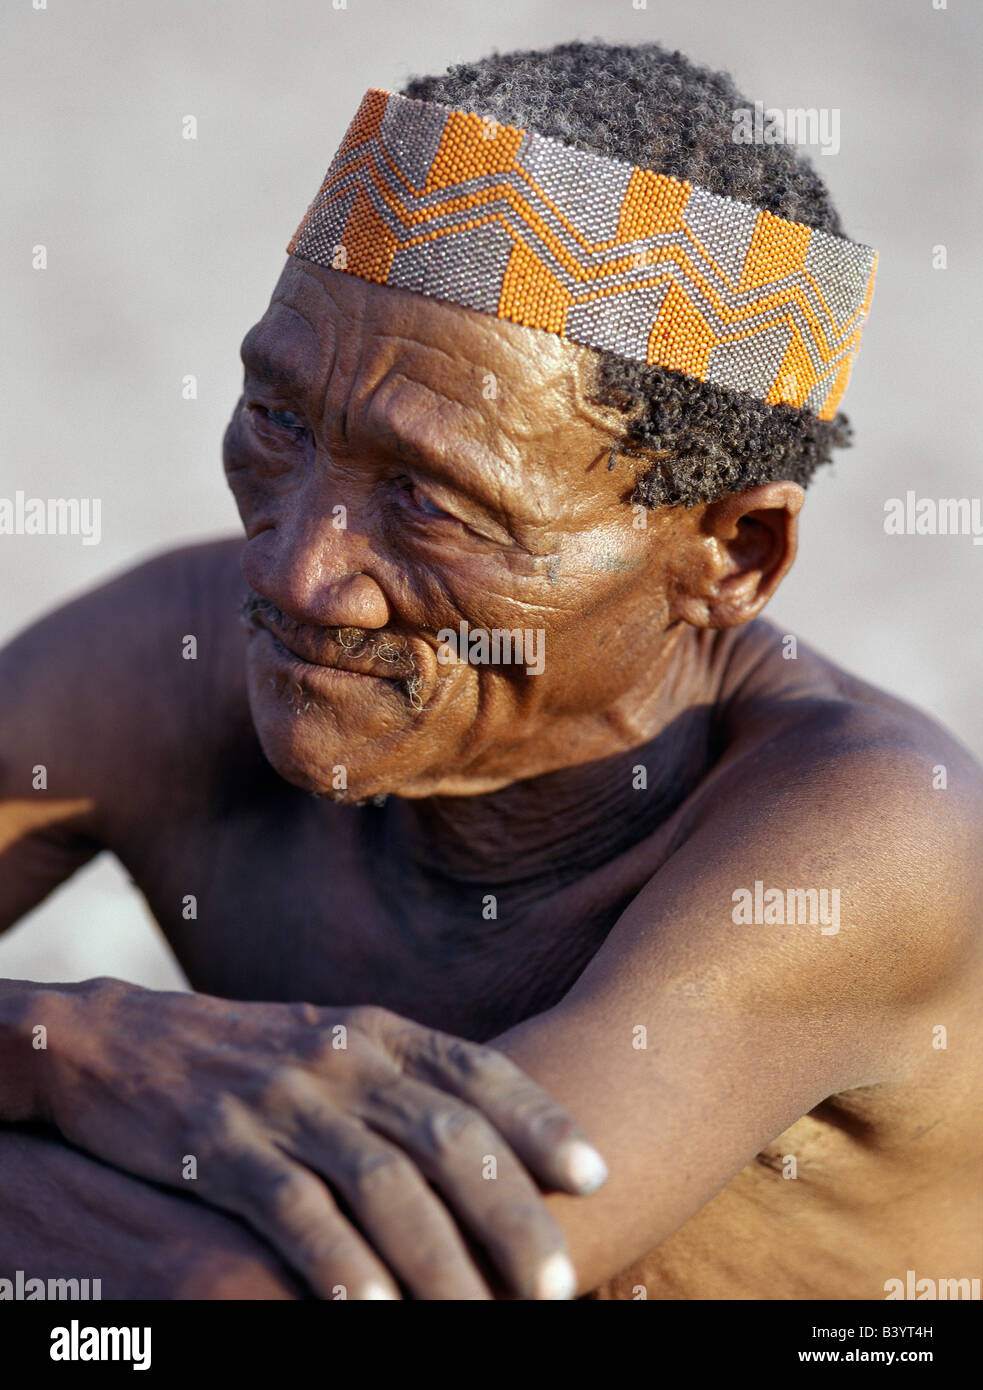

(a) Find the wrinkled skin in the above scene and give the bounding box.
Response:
[0,261,980,1300]
[225,261,799,803]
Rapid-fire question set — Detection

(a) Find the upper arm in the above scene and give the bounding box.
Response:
[494,708,983,1292]
[0,539,242,932]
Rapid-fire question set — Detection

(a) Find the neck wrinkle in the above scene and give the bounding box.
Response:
[373,625,728,898]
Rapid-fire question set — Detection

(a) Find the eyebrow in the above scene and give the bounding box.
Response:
[240,342,305,391]
[239,317,316,394]
[382,421,484,481]
[362,406,528,513]
[241,325,540,531]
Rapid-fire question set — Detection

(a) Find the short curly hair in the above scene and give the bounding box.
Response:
[402,40,854,507]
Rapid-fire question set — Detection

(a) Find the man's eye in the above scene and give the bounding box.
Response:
[400,480,455,521]
[251,405,308,439]
[267,408,305,432]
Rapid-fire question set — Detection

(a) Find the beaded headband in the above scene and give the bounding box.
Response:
[287,88,877,420]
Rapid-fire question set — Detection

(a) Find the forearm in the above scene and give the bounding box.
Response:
[0,1125,304,1298]
[0,978,306,1297]
[494,984,852,1295]
[0,976,97,1123]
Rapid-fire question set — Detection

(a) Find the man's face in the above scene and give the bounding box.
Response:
[223,259,696,800]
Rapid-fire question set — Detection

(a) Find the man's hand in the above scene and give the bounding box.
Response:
[0,1127,306,1299]
[28,978,607,1299]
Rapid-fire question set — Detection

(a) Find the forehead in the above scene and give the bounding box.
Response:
[243,259,620,506]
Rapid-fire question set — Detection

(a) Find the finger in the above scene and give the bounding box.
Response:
[281,1101,493,1300]
[361,1074,578,1300]
[209,1146,402,1300]
[389,1027,608,1196]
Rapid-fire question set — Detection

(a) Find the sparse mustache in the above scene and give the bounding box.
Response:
[241,593,373,647]
[240,592,424,708]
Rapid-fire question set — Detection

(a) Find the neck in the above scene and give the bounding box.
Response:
[374,625,730,899]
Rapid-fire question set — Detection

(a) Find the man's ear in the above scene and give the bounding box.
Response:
[667,481,804,629]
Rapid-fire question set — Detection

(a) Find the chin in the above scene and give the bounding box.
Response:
[246,686,433,802]
[250,710,380,798]
[243,645,484,800]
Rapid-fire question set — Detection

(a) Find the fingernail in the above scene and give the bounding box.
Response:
[360,1280,398,1300]
[534,1251,577,1301]
[561,1140,609,1194]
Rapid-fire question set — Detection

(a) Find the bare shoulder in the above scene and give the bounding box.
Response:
[568,623,983,1110]
[718,617,983,800]
[698,619,983,991]
[0,536,253,838]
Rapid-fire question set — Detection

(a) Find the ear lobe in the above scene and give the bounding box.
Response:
[670,482,804,629]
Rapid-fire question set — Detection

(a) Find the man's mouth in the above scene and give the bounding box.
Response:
[241,595,425,706]
[259,620,417,685]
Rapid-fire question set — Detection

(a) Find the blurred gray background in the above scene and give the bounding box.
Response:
[1,0,980,991]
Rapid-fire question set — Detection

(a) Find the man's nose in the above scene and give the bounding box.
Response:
[242,517,392,630]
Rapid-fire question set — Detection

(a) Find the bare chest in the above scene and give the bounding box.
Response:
[118,792,636,1039]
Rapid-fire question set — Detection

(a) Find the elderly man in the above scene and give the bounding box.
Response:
[1,40,980,1302]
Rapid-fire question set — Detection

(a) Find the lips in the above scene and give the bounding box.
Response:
[256,616,405,681]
